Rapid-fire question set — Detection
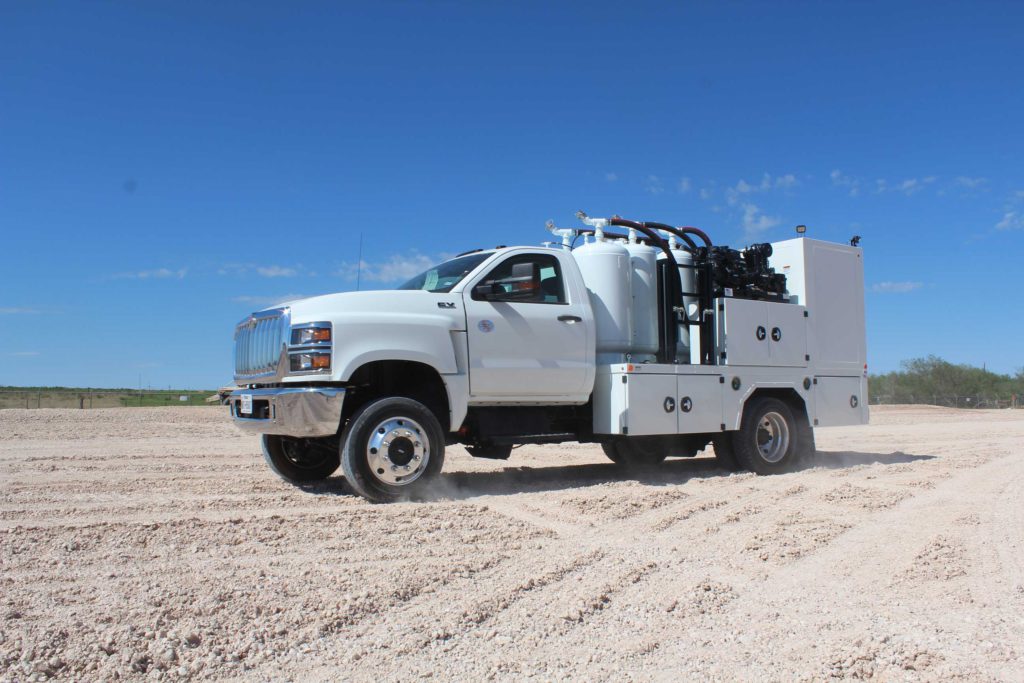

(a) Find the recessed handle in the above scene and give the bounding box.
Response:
[558,315,582,323]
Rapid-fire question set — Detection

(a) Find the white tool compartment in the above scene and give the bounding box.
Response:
[593,368,677,436]
[714,298,807,367]
[814,376,868,427]
[593,366,725,436]
[769,238,866,374]
[675,372,725,434]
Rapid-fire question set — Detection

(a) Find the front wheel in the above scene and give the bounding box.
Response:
[339,397,446,502]
[262,435,340,484]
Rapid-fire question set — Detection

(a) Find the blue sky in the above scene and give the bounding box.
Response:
[2,1,1022,389]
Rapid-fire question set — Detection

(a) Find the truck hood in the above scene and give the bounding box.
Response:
[279,290,467,331]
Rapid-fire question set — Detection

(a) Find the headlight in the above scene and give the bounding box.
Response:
[288,322,332,373]
[290,352,331,372]
[291,325,331,345]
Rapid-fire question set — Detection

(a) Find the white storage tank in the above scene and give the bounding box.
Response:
[623,240,659,357]
[572,239,633,354]
[658,245,699,363]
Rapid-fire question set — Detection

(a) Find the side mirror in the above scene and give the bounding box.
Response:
[473,283,502,300]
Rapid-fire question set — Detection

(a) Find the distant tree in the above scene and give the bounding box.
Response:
[870,356,1024,406]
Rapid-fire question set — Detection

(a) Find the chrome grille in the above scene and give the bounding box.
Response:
[234,308,289,380]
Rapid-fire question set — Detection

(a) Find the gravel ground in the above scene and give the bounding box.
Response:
[1,405,1022,681]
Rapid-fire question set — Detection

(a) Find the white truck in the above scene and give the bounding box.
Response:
[229,212,867,502]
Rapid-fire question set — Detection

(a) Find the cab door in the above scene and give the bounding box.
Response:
[462,250,590,400]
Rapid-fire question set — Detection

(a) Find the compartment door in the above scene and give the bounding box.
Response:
[768,304,808,367]
[623,373,678,436]
[716,298,770,366]
[814,376,867,426]
[676,374,725,434]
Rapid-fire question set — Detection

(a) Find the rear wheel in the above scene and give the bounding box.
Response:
[340,397,446,502]
[600,441,623,464]
[731,397,805,475]
[262,435,340,484]
[712,434,741,472]
[612,436,671,468]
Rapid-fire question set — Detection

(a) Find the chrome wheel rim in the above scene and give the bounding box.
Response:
[756,411,790,463]
[365,417,429,486]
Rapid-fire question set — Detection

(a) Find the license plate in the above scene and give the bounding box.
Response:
[240,394,253,415]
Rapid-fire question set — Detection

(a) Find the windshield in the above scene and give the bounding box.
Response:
[397,252,492,293]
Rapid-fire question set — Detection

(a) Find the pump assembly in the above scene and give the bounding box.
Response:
[547,211,791,366]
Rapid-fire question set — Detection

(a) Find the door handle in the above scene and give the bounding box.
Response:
[558,315,582,323]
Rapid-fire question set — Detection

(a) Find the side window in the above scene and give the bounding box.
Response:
[472,254,566,304]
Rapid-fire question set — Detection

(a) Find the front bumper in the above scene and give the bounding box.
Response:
[228,387,346,437]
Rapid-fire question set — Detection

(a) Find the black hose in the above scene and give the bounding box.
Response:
[641,221,698,251]
[678,226,712,248]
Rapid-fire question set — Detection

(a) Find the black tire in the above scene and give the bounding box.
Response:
[614,436,671,468]
[793,404,817,466]
[262,435,340,484]
[711,434,741,472]
[601,441,624,464]
[731,397,804,475]
[340,397,446,503]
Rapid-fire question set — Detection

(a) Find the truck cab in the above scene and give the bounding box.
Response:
[229,215,867,502]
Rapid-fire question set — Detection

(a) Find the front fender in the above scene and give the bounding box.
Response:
[333,316,460,381]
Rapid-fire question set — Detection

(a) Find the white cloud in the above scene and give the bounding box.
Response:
[995,211,1023,230]
[774,173,799,189]
[699,187,712,200]
[219,263,305,277]
[644,175,664,195]
[726,172,798,205]
[339,253,449,284]
[113,268,187,280]
[255,265,298,278]
[0,307,39,314]
[677,177,692,194]
[874,176,937,196]
[871,281,923,294]
[954,176,987,189]
[830,169,861,197]
[232,294,308,307]
[10,351,40,357]
[605,172,618,182]
[741,203,780,241]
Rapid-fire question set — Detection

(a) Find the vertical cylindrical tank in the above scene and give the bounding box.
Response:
[623,240,659,356]
[658,246,698,363]
[572,240,633,354]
